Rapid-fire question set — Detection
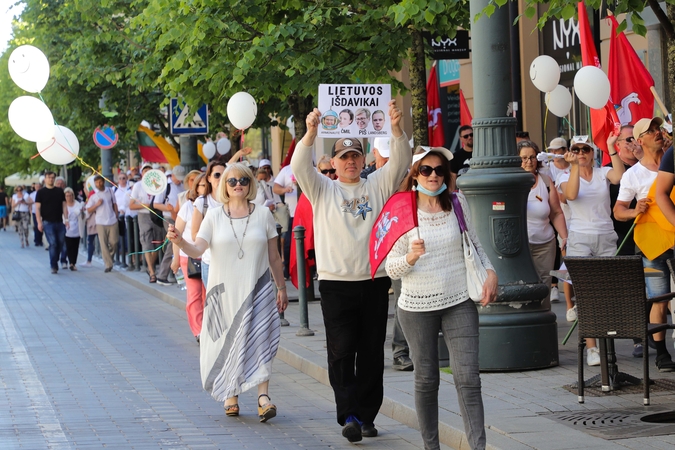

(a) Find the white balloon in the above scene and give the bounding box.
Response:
[545,85,573,118]
[8,45,50,93]
[202,141,216,159]
[8,96,55,142]
[36,125,79,165]
[529,55,560,93]
[574,66,610,109]
[227,92,257,130]
[217,138,232,155]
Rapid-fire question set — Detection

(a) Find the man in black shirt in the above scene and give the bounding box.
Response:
[35,171,68,274]
[450,125,473,177]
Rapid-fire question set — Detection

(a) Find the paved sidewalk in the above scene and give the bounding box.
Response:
[115,258,675,450]
[0,233,447,450]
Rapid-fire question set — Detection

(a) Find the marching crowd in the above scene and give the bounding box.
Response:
[5,105,675,450]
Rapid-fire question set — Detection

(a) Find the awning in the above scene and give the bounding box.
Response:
[4,172,41,187]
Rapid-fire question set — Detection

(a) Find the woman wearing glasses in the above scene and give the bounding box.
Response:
[386,147,497,450]
[518,141,568,310]
[559,137,625,367]
[172,173,208,344]
[167,163,288,422]
[11,185,32,248]
[192,161,226,287]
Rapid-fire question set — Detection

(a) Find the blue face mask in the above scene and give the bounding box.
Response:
[414,183,448,197]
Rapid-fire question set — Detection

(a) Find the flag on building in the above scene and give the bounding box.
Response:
[608,14,655,126]
[460,89,472,127]
[369,191,418,279]
[136,125,180,166]
[427,64,445,147]
[578,1,620,165]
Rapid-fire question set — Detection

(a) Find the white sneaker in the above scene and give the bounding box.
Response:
[566,306,577,322]
[550,286,560,303]
[587,347,601,366]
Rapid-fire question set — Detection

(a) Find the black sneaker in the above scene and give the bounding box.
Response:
[632,343,643,358]
[156,278,172,286]
[51,268,58,274]
[392,355,414,371]
[342,419,362,443]
[361,423,378,438]
[655,353,675,372]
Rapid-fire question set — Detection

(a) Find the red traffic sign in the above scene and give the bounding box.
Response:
[93,125,119,150]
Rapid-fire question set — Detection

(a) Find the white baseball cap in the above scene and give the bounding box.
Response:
[373,137,390,158]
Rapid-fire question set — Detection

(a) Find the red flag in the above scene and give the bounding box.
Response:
[427,64,445,147]
[290,194,315,289]
[608,15,654,127]
[459,89,472,127]
[281,138,296,168]
[578,1,619,165]
[369,191,418,279]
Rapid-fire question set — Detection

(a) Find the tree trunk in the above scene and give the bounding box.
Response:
[666,5,675,110]
[408,29,429,147]
[288,93,313,145]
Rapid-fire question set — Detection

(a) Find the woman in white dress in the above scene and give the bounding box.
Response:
[168,163,288,422]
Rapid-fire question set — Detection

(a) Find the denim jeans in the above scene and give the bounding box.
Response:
[642,249,673,298]
[201,262,210,289]
[87,234,97,262]
[32,213,43,245]
[43,221,66,270]
[398,300,486,450]
[318,277,390,426]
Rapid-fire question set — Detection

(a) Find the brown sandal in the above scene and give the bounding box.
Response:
[258,394,277,423]
[224,402,239,417]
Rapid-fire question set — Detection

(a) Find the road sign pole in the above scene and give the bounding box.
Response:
[179,136,200,172]
[101,148,113,187]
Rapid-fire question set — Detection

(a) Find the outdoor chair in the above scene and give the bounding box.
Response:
[564,256,675,405]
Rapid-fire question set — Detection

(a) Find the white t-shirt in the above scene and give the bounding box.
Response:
[558,166,614,234]
[92,188,117,226]
[193,194,223,265]
[30,191,38,213]
[274,165,298,216]
[548,163,570,186]
[177,200,195,258]
[526,174,555,245]
[130,181,153,214]
[13,193,31,212]
[154,181,183,218]
[114,185,131,216]
[617,162,657,203]
[66,201,83,238]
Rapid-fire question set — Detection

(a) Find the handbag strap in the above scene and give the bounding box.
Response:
[450,192,468,234]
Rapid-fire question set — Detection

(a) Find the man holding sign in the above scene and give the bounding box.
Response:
[291,99,411,443]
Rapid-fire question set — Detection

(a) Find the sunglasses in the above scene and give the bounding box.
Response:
[618,136,635,143]
[321,168,336,175]
[212,172,222,179]
[461,133,473,139]
[419,165,444,177]
[639,128,661,138]
[570,146,593,154]
[226,177,251,187]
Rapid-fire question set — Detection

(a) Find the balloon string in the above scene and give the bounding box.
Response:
[34,94,169,225]
[563,117,577,134]
[543,103,549,148]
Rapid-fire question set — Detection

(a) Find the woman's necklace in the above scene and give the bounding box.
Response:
[228,204,252,259]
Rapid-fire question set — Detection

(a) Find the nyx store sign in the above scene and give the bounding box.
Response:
[424,30,470,60]
[543,17,585,83]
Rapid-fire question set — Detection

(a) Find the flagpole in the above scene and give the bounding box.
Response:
[650,86,670,117]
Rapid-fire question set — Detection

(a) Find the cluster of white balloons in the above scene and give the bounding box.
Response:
[201,137,232,159]
[529,55,611,118]
[7,45,80,165]
[201,91,257,160]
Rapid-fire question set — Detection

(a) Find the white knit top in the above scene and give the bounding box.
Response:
[385,193,494,312]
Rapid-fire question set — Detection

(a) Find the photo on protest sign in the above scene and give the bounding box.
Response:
[318,84,391,138]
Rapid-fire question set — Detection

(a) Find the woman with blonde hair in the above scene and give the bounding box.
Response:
[168,163,288,422]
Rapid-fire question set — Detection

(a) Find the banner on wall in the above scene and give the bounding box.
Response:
[317,84,391,138]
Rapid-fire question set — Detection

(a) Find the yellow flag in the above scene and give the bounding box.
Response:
[634,181,675,260]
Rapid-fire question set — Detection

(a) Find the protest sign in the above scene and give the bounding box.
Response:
[318,84,391,138]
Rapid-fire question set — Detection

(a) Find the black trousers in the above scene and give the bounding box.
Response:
[319,277,390,426]
[65,236,80,265]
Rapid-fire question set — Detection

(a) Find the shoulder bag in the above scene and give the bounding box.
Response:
[451,193,488,302]
[186,199,206,279]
